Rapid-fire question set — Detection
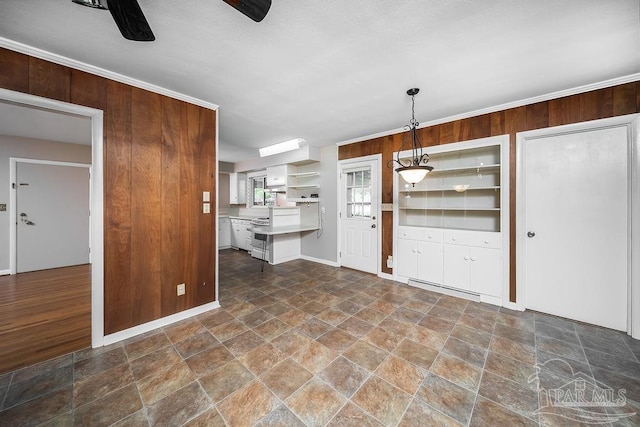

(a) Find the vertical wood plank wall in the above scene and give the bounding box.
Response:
[339,82,640,302]
[0,47,218,334]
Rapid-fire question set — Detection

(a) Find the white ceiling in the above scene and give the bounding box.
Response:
[0,0,638,162]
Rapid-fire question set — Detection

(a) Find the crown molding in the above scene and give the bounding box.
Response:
[0,37,219,111]
[337,72,640,147]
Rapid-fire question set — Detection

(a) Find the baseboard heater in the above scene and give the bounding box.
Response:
[408,279,481,303]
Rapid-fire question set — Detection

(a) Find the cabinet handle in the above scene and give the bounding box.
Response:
[483,240,489,244]
[412,248,417,253]
[452,238,456,242]
[417,250,422,254]
[427,235,432,239]
[470,257,476,261]
[464,256,469,260]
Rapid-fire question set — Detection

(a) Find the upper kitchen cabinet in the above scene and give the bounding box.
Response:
[266,165,288,187]
[229,172,247,204]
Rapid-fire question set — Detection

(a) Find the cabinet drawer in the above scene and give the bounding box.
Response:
[398,226,443,243]
[444,230,501,249]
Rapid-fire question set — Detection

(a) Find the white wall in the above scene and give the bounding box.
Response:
[0,135,91,272]
[300,145,338,264]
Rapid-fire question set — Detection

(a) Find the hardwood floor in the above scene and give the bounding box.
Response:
[0,265,91,374]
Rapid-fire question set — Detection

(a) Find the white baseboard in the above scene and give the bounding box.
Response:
[408,279,482,303]
[378,272,394,281]
[0,269,10,276]
[299,255,339,267]
[101,301,221,347]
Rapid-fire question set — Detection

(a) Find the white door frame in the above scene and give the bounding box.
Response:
[337,154,382,275]
[10,158,92,274]
[1,88,105,347]
[516,114,640,338]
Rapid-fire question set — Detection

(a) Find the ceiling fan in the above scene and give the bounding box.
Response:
[71,0,272,42]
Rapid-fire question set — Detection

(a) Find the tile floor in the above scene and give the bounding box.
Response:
[1,249,639,426]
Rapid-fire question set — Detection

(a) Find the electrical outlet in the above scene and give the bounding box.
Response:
[386,256,393,269]
[321,207,326,214]
[177,283,186,296]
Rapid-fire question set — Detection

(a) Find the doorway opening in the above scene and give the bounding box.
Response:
[0,88,104,350]
[338,155,381,275]
[516,114,640,338]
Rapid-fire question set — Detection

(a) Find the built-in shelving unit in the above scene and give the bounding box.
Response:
[398,144,502,232]
[287,170,320,203]
[393,135,509,306]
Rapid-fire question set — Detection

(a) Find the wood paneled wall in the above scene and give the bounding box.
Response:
[0,48,217,334]
[339,82,640,301]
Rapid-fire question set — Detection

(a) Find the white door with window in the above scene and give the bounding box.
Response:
[519,121,632,331]
[14,160,91,273]
[339,159,379,274]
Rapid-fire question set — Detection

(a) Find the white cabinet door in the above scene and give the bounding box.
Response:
[218,217,231,248]
[443,244,470,290]
[396,238,417,278]
[229,173,246,205]
[416,241,443,284]
[230,223,239,248]
[266,165,287,187]
[469,247,501,296]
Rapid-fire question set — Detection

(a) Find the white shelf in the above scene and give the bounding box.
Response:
[287,198,319,203]
[288,172,320,178]
[399,207,500,211]
[428,164,500,175]
[288,184,319,189]
[404,186,500,193]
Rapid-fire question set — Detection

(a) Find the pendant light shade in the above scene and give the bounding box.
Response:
[396,166,430,185]
[389,88,433,186]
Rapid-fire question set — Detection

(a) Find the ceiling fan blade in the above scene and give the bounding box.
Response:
[223,0,271,22]
[107,0,155,41]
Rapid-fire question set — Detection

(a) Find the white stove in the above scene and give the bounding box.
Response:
[250,218,270,261]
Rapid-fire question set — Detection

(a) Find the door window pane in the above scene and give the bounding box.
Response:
[346,169,372,219]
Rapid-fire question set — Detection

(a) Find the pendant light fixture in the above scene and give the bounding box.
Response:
[390,88,433,186]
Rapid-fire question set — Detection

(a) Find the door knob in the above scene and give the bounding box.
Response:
[371,224,376,228]
[527,231,535,238]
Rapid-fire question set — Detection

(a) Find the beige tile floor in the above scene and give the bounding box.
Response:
[1,249,639,426]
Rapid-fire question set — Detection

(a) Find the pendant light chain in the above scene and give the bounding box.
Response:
[388,88,434,186]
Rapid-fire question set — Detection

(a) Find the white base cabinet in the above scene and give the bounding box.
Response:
[397,227,502,302]
[443,241,501,297]
[396,227,443,285]
[230,218,251,251]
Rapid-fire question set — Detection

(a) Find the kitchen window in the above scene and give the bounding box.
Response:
[249,175,275,207]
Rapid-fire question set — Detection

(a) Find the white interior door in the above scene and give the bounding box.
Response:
[340,160,379,274]
[16,161,90,273]
[522,126,628,331]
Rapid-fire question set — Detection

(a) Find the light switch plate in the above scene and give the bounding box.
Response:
[203,203,210,214]
[203,191,210,202]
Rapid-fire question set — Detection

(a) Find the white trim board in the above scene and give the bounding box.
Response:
[336,73,640,147]
[0,38,218,111]
[103,302,221,346]
[299,255,339,268]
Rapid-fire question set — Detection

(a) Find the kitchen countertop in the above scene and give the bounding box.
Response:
[251,224,319,236]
